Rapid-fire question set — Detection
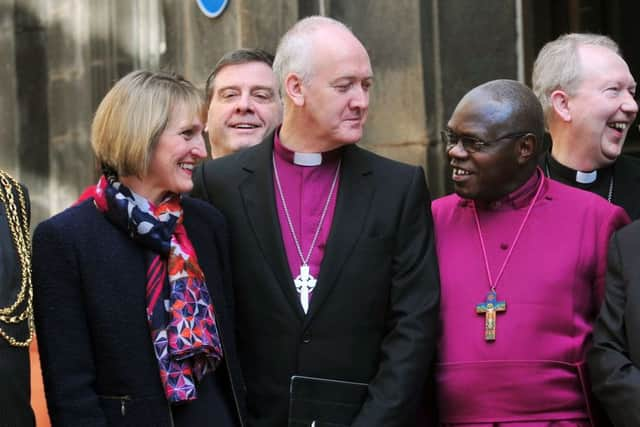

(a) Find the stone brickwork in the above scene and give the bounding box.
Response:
[3,0,522,225]
[0,0,19,174]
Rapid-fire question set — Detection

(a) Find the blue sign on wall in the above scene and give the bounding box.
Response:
[197,0,229,18]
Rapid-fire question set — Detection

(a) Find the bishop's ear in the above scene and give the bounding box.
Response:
[516,133,537,164]
[284,73,305,107]
[549,90,571,122]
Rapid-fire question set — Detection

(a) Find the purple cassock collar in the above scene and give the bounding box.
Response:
[461,168,545,211]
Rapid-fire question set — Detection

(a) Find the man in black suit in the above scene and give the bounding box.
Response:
[0,170,35,426]
[532,33,640,219]
[589,220,640,425]
[192,15,440,427]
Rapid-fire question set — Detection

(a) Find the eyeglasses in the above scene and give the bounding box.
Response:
[441,130,531,153]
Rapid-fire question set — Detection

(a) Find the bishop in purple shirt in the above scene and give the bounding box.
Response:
[193,16,440,427]
[429,79,629,426]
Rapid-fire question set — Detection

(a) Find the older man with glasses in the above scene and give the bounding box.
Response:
[427,79,629,426]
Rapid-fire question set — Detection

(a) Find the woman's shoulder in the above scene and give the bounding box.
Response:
[34,199,102,238]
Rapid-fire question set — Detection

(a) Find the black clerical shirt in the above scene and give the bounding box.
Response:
[541,151,640,220]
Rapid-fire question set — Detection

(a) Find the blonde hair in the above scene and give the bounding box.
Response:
[91,70,203,177]
[532,33,620,125]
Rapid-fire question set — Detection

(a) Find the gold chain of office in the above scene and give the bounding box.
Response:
[0,170,34,347]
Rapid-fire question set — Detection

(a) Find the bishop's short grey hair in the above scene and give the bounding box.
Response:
[532,33,620,126]
[273,16,353,93]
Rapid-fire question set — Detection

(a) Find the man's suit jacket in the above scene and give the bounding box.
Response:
[0,182,35,427]
[192,136,440,427]
[589,219,640,426]
[610,154,640,220]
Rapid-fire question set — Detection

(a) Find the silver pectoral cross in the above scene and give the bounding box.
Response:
[294,264,316,314]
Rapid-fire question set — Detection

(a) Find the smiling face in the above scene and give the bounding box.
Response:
[567,45,638,167]
[447,96,525,202]
[295,27,373,150]
[206,61,282,158]
[138,104,206,204]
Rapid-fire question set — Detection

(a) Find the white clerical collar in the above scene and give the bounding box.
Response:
[293,152,322,166]
[576,170,597,184]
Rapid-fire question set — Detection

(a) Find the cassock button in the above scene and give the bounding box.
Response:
[302,331,312,344]
[500,243,509,250]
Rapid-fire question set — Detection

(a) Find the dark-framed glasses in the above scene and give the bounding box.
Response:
[441,130,532,153]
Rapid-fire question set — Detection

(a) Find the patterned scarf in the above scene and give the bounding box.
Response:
[94,175,223,403]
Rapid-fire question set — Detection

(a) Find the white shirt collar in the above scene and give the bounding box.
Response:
[293,152,322,166]
[576,170,597,184]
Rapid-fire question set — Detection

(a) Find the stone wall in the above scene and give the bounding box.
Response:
[2,0,522,226]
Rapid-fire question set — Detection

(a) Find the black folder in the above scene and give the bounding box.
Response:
[288,375,368,427]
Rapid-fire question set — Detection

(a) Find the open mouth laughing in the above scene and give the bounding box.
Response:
[607,121,628,132]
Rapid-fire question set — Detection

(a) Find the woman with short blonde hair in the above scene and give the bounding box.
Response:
[33,70,245,426]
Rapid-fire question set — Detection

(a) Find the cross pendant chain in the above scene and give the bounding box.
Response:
[294,264,317,314]
[476,289,506,341]
[272,154,342,315]
[472,173,545,341]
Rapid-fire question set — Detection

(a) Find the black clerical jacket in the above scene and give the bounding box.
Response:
[191,134,440,427]
[542,152,640,220]
[589,220,640,426]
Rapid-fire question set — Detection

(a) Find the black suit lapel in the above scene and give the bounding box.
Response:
[306,145,374,323]
[239,139,306,320]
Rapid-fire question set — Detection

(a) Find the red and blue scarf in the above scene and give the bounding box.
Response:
[94,175,223,403]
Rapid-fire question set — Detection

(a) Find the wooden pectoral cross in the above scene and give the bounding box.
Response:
[476,289,506,341]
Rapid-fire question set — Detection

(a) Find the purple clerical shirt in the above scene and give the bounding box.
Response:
[272,131,341,303]
[431,169,630,426]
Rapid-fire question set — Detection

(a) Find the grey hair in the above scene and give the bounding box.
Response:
[273,16,352,94]
[532,33,620,126]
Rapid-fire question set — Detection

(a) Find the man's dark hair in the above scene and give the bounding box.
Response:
[204,48,275,106]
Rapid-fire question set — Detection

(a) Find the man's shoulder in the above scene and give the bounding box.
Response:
[182,196,226,227]
[617,153,640,166]
[198,140,270,180]
[431,193,464,224]
[615,154,640,179]
[432,193,460,210]
[345,146,425,192]
[201,146,251,173]
[547,177,609,204]
[614,217,640,244]
[348,145,420,172]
